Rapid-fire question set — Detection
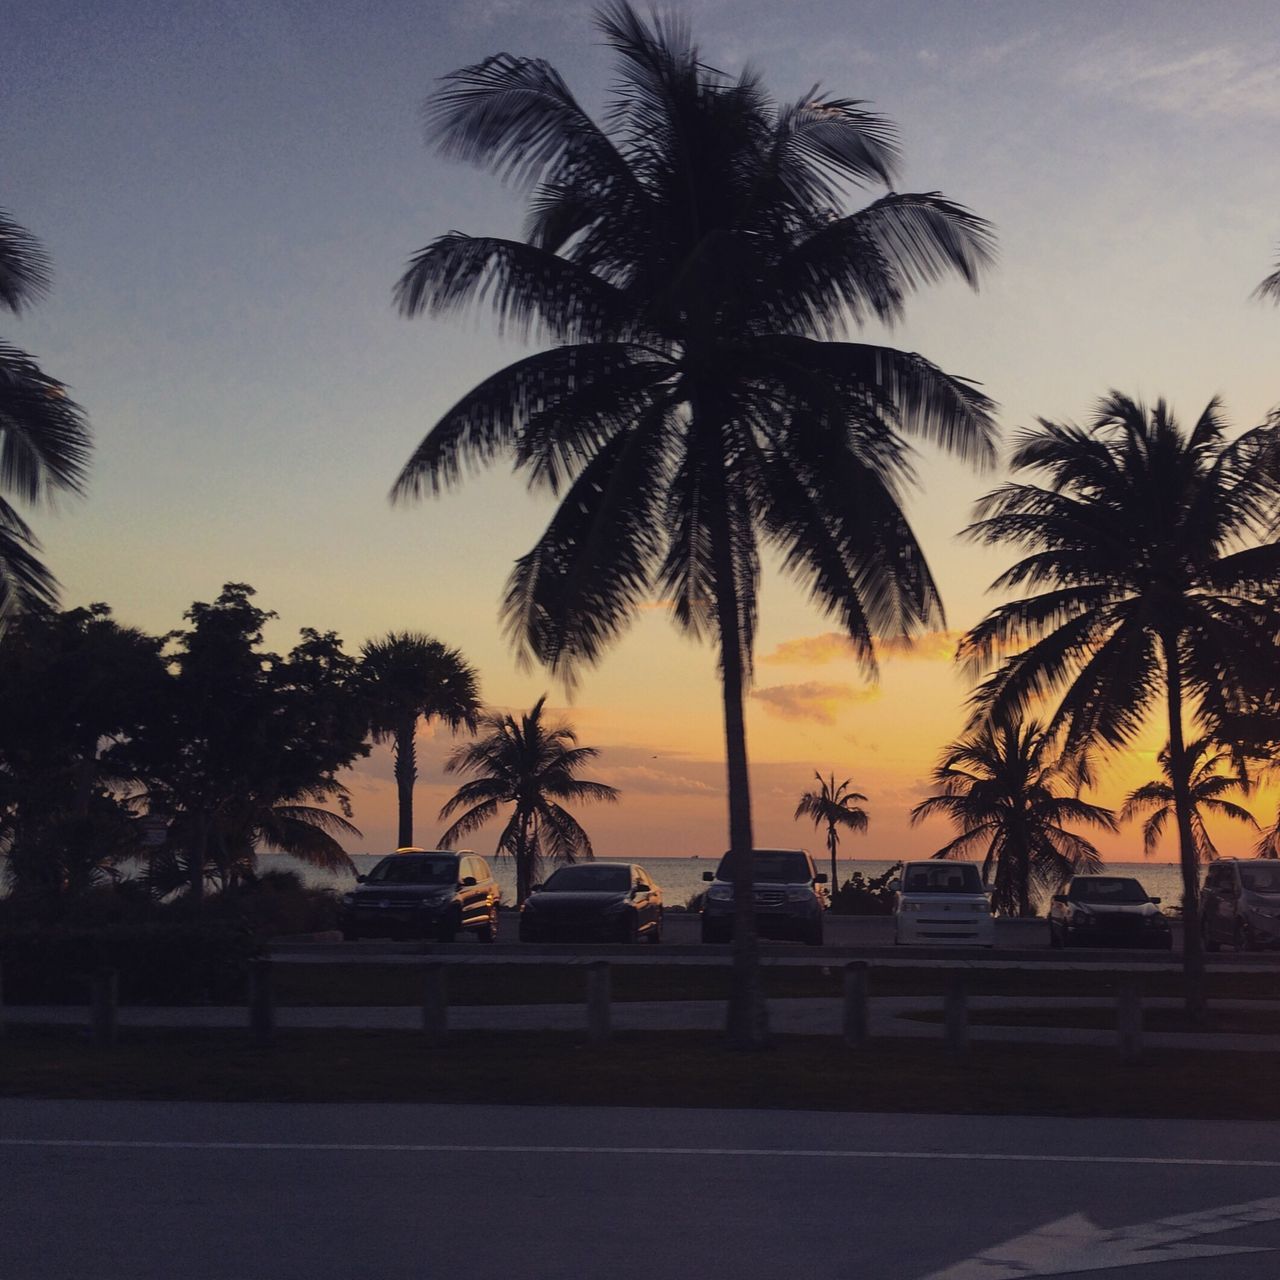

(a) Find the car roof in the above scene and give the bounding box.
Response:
[390,848,462,857]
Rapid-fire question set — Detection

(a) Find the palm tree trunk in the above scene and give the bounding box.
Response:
[189,810,208,900]
[1162,631,1207,1022]
[828,824,838,894]
[394,714,417,848]
[515,808,533,905]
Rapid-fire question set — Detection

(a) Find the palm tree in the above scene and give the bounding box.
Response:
[960,394,1280,1014]
[1256,253,1280,303]
[910,714,1114,917]
[360,632,480,849]
[0,210,92,630]
[437,696,619,903]
[794,772,868,889]
[1121,738,1256,862]
[393,4,996,1046]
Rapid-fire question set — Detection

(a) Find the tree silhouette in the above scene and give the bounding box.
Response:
[1121,738,1256,863]
[437,696,618,903]
[360,632,480,848]
[960,394,1280,1014]
[0,210,91,630]
[911,714,1113,917]
[794,771,868,890]
[1256,253,1280,303]
[393,3,996,1046]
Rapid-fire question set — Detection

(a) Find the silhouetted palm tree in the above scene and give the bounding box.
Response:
[794,771,868,889]
[960,394,1280,1013]
[393,3,996,1045]
[0,210,91,629]
[1121,738,1256,863]
[437,696,619,903]
[1256,252,1280,303]
[911,715,1113,917]
[360,632,480,848]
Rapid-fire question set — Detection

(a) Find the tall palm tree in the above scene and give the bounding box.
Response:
[1121,738,1256,862]
[437,696,619,903]
[960,394,1280,1013]
[794,771,868,889]
[360,632,480,848]
[0,210,92,630]
[392,3,996,1046]
[911,715,1114,917]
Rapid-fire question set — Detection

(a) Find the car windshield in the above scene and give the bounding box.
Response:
[714,851,811,884]
[366,855,457,885]
[1069,878,1149,904]
[901,864,983,895]
[1239,865,1280,895]
[543,865,631,892]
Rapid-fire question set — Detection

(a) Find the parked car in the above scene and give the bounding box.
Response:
[893,861,994,947]
[700,848,828,945]
[1048,875,1171,949]
[339,848,499,942]
[519,862,663,943]
[1201,859,1280,952]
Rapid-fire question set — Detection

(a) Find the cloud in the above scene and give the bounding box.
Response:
[1068,41,1280,120]
[599,765,717,797]
[761,630,961,666]
[750,681,878,725]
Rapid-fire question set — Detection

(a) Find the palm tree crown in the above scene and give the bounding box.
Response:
[0,209,92,629]
[359,632,480,848]
[1121,738,1256,862]
[437,696,619,903]
[911,714,1114,917]
[794,771,868,890]
[393,3,997,1047]
[960,393,1280,1008]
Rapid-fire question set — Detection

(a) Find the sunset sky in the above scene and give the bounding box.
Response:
[4,0,1279,862]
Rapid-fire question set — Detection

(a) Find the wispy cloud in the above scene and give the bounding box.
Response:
[761,630,961,666]
[751,681,878,725]
[1068,40,1280,120]
[599,764,717,797]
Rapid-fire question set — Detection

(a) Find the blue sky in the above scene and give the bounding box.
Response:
[4,0,1279,857]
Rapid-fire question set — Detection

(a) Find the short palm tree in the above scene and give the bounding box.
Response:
[911,714,1114,917]
[437,696,619,903]
[359,633,480,848]
[393,3,996,1045]
[794,772,868,889]
[1121,738,1256,862]
[0,210,91,629]
[960,394,1280,1013]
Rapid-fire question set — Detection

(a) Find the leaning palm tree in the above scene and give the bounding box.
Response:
[911,714,1114,917]
[960,394,1280,1014]
[359,633,480,848]
[0,210,92,631]
[794,772,869,889]
[437,696,619,903]
[393,3,996,1046]
[1121,738,1256,863]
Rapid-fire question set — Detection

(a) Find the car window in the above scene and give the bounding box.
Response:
[1068,878,1148,904]
[1239,864,1280,895]
[366,855,457,885]
[1205,866,1229,891]
[901,864,983,894]
[714,851,812,884]
[543,865,631,892]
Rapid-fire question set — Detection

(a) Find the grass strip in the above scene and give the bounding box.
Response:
[3,1025,1280,1118]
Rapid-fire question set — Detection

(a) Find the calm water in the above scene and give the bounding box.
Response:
[259,853,1193,912]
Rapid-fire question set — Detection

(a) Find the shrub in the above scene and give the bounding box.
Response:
[830,863,902,915]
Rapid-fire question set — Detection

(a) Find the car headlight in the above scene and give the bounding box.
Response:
[707,883,733,901]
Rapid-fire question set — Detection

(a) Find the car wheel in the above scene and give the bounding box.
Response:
[1235,923,1252,953]
[646,911,663,944]
[622,913,641,944]
[1203,926,1221,953]
[1049,925,1062,949]
[436,913,459,944]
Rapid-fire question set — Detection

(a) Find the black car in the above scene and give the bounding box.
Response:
[1048,875,1171,949]
[519,862,663,943]
[700,848,828,945]
[340,849,500,942]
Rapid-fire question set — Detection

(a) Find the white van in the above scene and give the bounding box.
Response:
[893,861,994,947]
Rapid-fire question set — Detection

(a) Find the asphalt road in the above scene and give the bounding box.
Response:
[4,1101,1280,1279]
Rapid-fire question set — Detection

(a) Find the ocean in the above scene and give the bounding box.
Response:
[258,853,1194,912]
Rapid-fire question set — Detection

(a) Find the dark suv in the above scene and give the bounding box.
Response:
[1202,859,1280,952]
[700,848,828,945]
[339,849,500,942]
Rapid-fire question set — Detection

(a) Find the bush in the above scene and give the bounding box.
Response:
[830,863,902,915]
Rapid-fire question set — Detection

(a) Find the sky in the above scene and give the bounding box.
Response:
[3,0,1279,863]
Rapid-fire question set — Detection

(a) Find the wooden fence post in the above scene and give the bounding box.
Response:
[843,961,869,1047]
[422,962,448,1046]
[944,970,969,1059]
[91,969,118,1047]
[1117,973,1143,1063]
[586,961,611,1043]
[249,957,274,1047]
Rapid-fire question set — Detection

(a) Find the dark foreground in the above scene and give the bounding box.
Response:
[4,1098,1280,1280]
